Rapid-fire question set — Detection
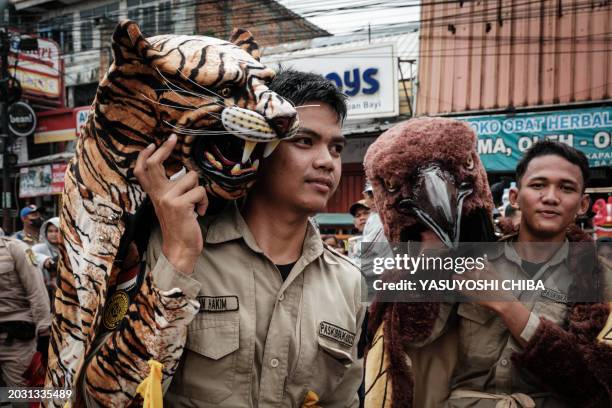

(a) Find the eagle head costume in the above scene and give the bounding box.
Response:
[363,118,612,407]
[46,20,299,406]
[362,117,495,407]
[363,116,494,246]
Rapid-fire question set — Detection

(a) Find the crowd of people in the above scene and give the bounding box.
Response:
[0,67,610,407]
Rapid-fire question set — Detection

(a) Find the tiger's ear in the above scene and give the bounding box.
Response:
[229,28,261,61]
[111,20,158,63]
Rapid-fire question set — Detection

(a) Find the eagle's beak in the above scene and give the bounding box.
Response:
[398,164,472,248]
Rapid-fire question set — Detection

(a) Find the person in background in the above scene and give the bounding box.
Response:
[347,199,370,265]
[12,205,43,246]
[322,234,347,255]
[32,217,61,303]
[0,236,51,404]
[349,199,370,234]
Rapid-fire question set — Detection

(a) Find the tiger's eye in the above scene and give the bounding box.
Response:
[220,87,232,98]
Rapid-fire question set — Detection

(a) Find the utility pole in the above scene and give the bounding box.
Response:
[0,28,12,233]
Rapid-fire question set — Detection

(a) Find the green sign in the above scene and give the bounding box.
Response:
[460,107,612,172]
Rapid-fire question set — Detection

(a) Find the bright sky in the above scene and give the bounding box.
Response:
[279,1,421,35]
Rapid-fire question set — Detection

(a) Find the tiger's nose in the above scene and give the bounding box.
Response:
[270,114,297,139]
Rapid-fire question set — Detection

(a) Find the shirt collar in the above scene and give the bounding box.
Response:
[503,239,569,271]
[205,202,324,262]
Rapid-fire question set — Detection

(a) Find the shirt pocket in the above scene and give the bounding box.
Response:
[0,257,16,285]
[173,316,240,404]
[456,303,500,364]
[307,336,355,399]
[532,301,568,327]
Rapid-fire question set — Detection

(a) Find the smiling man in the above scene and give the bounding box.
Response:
[135,69,365,407]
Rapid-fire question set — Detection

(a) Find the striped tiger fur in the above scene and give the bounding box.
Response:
[45,20,298,406]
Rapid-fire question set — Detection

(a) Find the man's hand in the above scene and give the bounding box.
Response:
[134,134,208,274]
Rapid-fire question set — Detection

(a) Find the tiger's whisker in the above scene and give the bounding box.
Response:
[154,67,228,110]
[139,93,196,111]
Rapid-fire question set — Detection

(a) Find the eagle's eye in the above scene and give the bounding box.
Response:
[384,179,399,193]
[220,87,232,98]
[465,155,474,170]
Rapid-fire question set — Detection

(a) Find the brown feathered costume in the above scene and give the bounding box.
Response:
[363,117,612,407]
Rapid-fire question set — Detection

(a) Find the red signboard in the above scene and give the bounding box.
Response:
[52,163,68,194]
[34,106,90,144]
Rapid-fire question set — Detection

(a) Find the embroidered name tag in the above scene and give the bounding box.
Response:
[197,296,239,312]
[319,321,355,348]
[541,288,568,303]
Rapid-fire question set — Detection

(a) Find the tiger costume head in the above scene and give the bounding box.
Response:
[94,20,299,201]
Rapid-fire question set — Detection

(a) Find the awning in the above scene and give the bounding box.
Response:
[16,151,73,168]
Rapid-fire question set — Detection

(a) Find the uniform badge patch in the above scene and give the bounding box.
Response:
[197,296,239,312]
[25,248,38,267]
[103,290,129,330]
[541,288,568,303]
[318,321,355,348]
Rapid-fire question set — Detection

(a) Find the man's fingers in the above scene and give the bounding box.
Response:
[147,133,178,168]
[167,171,200,197]
[134,143,156,186]
[178,185,208,213]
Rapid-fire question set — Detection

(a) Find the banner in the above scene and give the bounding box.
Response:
[19,163,67,198]
[460,107,612,171]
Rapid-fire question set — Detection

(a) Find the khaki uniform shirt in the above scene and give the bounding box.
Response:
[421,240,572,407]
[0,237,51,331]
[147,203,365,407]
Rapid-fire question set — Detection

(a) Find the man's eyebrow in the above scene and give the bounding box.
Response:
[528,175,579,186]
[298,127,346,144]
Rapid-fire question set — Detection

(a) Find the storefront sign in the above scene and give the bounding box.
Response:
[9,36,63,101]
[8,101,37,137]
[264,43,399,121]
[19,162,67,198]
[461,107,612,171]
[34,106,90,144]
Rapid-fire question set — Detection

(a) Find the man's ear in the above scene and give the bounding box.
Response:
[229,28,261,61]
[577,193,590,216]
[508,186,519,208]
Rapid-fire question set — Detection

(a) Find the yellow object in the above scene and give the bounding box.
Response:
[596,302,612,345]
[136,359,164,408]
[301,390,321,407]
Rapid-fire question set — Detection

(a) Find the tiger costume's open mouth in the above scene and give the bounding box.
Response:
[191,106,299,193]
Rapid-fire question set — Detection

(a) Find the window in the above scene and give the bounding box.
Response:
[127,0,173,36]
[39,14,74,54]
[80,2,119,51]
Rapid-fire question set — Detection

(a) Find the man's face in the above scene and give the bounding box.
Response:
[23,211,41,227]
[510,154,589,240]
[353,207,370,232]
[255,101,344,214]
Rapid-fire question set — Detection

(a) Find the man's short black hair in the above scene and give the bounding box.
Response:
[515,140,590,191]
[268,68,347,123]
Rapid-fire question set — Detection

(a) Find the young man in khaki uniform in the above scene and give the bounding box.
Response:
[135,69,365,406]
[0,236,51,393]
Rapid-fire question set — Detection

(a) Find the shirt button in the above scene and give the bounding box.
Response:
[278,293,285,301]
[270,358,279,368]
[500,358,509,367]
